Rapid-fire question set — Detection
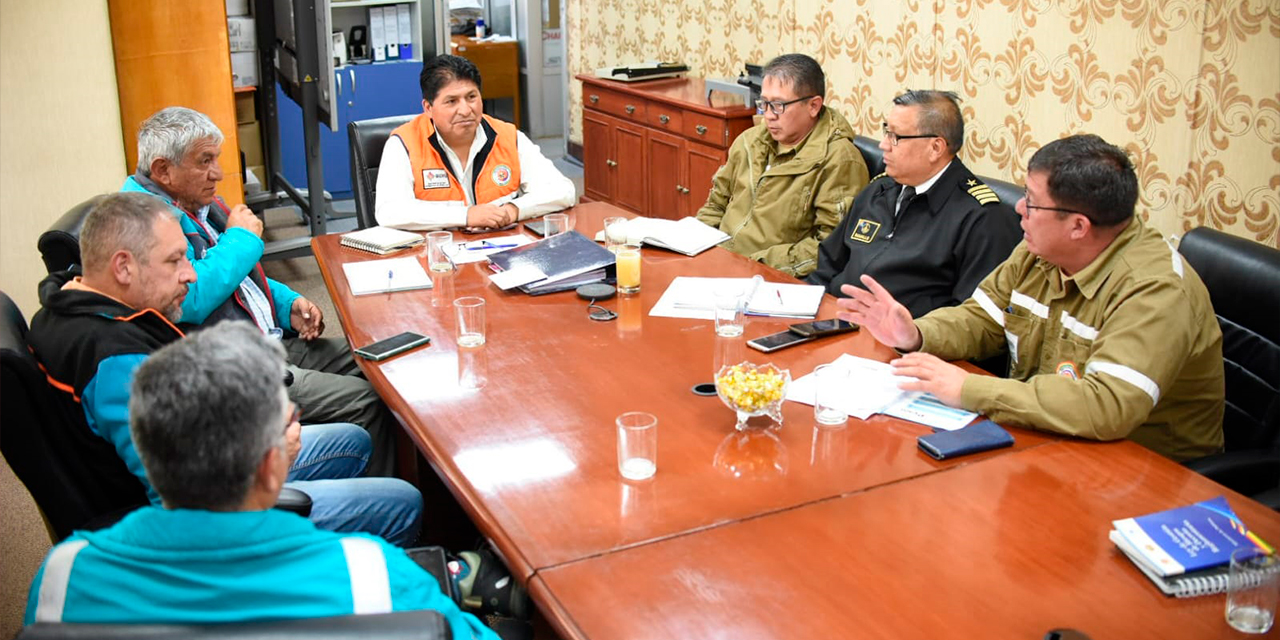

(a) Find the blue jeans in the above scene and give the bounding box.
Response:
[285,423,423,547]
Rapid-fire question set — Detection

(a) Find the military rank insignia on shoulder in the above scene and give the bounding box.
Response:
[869,172,889,184]
[965,179,1000,206]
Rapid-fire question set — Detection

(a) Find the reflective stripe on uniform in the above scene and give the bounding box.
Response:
[35,539,89,622]
[1010,290,1049,319]
[1086,361,1160,405]
[1060,311,1099,341]
[1165,238,1185,278]
[973,289,1005,327]
[340,537,392,614]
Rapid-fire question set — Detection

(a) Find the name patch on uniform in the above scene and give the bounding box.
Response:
[1056,361,1079,380]
[491,164,513,187]
[422,169,450,190]
[850,219,881,243]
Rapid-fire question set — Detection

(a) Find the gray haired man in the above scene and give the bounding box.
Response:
[26,322,490,637]
[121,106,395,475]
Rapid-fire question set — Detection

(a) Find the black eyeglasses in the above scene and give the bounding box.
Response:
[881,122,939,147]
[755,96,817,116]
[1022,190,1084,215]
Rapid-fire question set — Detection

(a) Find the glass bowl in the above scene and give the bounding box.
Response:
[714,362,791,430]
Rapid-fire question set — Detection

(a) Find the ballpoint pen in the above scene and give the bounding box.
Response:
[775,289,784,304]
[387,269,393,292]
[466,241,519,251]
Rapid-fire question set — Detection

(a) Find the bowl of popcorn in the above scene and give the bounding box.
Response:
[714,362,791,431]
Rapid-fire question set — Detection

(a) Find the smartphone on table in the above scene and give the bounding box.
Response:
[788,319,858,338]
[746,330,816,353]
[354,332,431,361]
[523,219,548,236]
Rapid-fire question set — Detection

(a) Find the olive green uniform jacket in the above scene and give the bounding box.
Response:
[915,218,1224,461]
[695,107,869,277]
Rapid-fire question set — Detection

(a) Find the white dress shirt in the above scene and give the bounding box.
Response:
[374,122,577,230]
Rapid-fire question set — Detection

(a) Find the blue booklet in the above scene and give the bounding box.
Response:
[1111,495,1270,577]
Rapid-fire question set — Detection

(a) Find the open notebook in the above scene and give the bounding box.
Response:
[593,216,728,256]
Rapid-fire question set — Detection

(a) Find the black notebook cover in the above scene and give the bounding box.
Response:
[488,230,616,294]
[917,419,1014,460]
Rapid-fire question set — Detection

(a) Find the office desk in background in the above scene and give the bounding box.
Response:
[451,35,520,130]
[311,202,1279,640]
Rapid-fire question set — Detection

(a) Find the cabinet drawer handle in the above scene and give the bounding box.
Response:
[658,114,670,124]
[625,104,636,115]
[682,187,691,194]
[695,125,708,135]
[606,159,618,167]
[589,94,599,104]
[675,184,684,193]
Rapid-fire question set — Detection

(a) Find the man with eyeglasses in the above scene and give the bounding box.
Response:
[695,53,868,277]
[836,135,1223,462]
[807,90,1020,318]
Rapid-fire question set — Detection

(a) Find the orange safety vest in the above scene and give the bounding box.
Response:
[391,113,522,205]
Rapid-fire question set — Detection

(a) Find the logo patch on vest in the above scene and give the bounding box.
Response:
[850,219,881,243]
[491,164,513,187]
[1056,361,1079,380]
[422,169,450,190]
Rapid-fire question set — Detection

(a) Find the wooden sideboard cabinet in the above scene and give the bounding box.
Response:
[577,76,756,219]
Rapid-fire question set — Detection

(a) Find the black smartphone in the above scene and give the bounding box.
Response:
[524,219,548,236]
[788,318,858,338]
[746,330,816,353]
[354,332,430,361]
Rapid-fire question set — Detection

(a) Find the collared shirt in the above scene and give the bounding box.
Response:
[375,121,577,230]
[808,159,1022,317]
[194,207,277,336]
[915,218,1225,461]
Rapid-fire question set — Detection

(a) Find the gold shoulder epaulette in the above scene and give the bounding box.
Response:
[966,180,1001,206]
[869,172,888,183]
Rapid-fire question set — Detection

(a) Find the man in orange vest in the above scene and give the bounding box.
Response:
[375,55,577,230]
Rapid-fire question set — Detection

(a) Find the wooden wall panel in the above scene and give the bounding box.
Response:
[109,0,243,206]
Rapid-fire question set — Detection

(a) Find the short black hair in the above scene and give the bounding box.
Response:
[419,54,482,103]
[1028,134,1138,228]
[762,53,825,99]
[892,90,964,153]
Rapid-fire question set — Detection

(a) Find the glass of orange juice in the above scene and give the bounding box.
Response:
[616,243,642,294]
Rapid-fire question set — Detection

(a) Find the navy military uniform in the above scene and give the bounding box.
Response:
[807,160,1022,318]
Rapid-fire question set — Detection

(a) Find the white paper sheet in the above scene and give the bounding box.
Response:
[881,394,979,431]
[489,265,546,290]
[443,234,533,264]
[650,276,823,319]
[786,354,919,420]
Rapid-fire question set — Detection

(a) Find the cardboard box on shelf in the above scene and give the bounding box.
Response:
[234,91,256,124]
[237,121,263,168]
[226,0,250,17]
[231,51,257,88]
[227,17,256,52]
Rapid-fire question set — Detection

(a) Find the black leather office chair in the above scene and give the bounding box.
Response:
[852,135,885,178]
[0,292,312,541]
[0,291,151,540]
[349,115,415,230]
[16,610,448,640]
[38,196,103,273]
[1177,227,1280,510]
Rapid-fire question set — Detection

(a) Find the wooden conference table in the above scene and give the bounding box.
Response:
[313,202,1280,640]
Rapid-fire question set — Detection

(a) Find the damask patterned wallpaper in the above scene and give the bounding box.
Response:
[566,0,1280,247]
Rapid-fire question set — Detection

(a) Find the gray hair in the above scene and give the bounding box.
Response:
[763,53,826,99]
[136,107,224,177]
[893,90,964,153]
[129,322,288,510]
[79,192,171,273]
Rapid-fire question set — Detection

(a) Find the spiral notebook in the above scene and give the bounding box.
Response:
[1108,496,1274,598]
[340,226,424,255]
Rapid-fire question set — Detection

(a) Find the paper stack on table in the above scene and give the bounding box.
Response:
[787,354,979,428]
[650,276,824,319]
